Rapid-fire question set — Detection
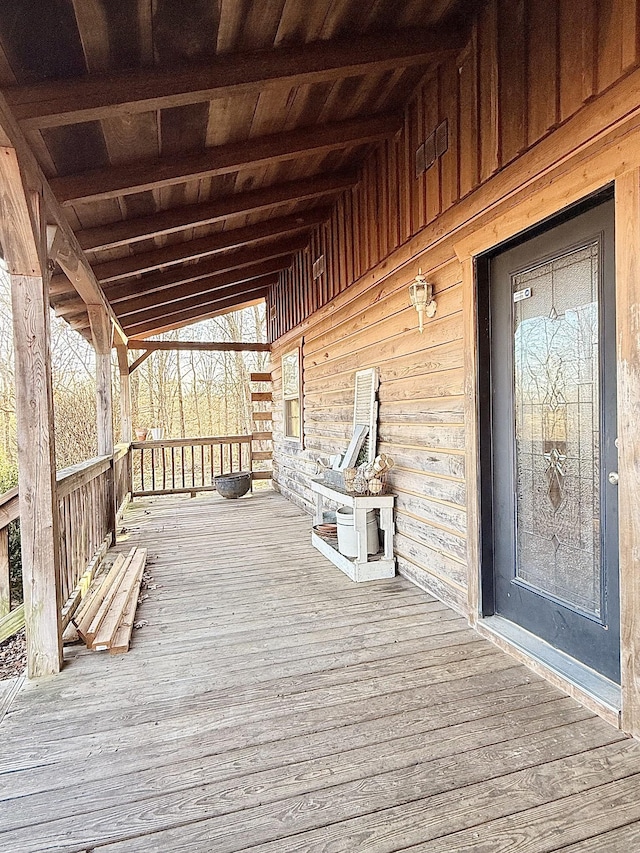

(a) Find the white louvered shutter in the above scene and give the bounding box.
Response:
[353,368,379,464]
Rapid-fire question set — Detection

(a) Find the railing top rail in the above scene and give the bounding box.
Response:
[0,486,19,528]
[131,435,252,450]
[57,455,112,500]
[113,442,131,461]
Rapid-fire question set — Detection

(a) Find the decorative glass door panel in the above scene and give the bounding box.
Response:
[513,242,602,618]
[489,200,619,683]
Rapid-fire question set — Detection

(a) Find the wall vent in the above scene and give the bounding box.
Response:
[312,255,325,279]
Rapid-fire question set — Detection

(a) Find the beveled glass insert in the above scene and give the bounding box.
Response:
[512,241,601,617]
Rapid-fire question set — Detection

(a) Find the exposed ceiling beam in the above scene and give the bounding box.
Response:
[0,93,126,344]
[115,258,289,318]
[120,281,274,337]
[129,296,268,338]
[76,170,357,253]
[50,113,400,205]
[7,27,465,130]
[91,209,327,283]
[127,340,270,352]
[50,235,304,299]
[118,274,277,326]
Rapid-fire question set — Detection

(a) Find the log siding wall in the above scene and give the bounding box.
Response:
[268,0,640,615]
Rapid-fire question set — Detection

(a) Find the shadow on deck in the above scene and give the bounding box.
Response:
[1,490,640,852]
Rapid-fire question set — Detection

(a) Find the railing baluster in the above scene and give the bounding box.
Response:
[191,446,195,487]
[140,448,145,492]
[200,445,205,486]
[151,448,156,492]
[181,446,185,488]
[171,447,175,491]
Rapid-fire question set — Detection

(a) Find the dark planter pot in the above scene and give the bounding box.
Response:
[215,472,251,499]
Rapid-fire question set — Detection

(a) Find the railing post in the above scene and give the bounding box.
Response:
[88,306,117,539]
[1,166,64,676]
[0,526,9,618]
[116,344,132,443]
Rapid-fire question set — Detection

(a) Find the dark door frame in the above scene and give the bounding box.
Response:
[475,185,615,624]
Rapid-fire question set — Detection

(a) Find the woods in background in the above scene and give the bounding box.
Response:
[0,268,267,486]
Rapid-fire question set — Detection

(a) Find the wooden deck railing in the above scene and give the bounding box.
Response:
[0,433,267,643]
[56,456,115,626]
[131,435,253,497]
[0,486,21,641]
[0,448,131,643]
[114,442,132,516]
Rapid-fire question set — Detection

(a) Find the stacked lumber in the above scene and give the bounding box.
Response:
[73,547,147,655]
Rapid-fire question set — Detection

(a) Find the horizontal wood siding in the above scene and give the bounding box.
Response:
[270,0,640,612]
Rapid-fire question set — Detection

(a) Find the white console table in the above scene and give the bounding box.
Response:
[310,478,396,582]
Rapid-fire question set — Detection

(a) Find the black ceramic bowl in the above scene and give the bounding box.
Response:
[215,471,251,499]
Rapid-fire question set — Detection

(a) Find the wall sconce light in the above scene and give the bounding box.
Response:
[409,269,437,333]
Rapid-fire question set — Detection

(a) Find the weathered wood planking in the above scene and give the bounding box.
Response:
[269,0,640,627]
[0,491,638,851]
[615,169,640,737]
[271,0,640,342]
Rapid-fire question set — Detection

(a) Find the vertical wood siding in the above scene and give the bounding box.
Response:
[269,0,640,612]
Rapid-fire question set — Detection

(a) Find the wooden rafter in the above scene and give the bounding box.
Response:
[113,259,291,317]
[118,275,278,328]
[120,283,273,337]
[125,295,270,339]
[90,209,329,283]
[56,256,291,321]
[76,171,357,253]
[7,27,464,130]
[50,235,305,299]
[50,114,400,205]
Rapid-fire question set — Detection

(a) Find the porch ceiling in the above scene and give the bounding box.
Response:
[0,0,471,338]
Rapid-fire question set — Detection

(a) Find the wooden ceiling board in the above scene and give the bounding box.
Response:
[0,37,17,88]
[152,0,220,65]
[102,113,159,165]
[216,0,251,54]
[72,0,142,73]
[273,0,337,45]
[0,0,468,329]
[41,122,109,177]
[282,80,335,131]
[237,0,288,52]
[205,93,259,147]
[0,1,87,84]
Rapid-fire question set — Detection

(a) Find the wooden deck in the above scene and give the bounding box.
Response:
[2,490,640,852]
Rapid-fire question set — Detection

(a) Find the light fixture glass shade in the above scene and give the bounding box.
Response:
[409,270,435,333]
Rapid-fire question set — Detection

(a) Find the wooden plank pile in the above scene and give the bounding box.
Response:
[73,547,147,654]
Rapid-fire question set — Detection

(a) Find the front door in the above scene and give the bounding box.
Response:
[489,200,620,683]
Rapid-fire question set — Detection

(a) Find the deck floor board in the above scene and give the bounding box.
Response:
[0,490,639,852]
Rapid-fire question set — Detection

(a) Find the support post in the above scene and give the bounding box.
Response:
[0,527,9,618]
[88,305,116,537]
[0,146,63,677]
[116,344,132,443]
[616,168,640,738]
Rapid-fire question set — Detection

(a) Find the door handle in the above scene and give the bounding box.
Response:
[608,471,619,485]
